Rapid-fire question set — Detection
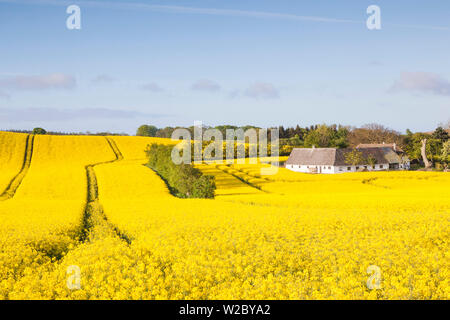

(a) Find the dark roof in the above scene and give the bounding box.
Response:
[335,148,389,166]
[287,147,406,166]
[286,148,336,166]
[356,143,404,153]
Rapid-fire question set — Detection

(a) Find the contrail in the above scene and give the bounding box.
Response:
[0,0,449,31]
[0,0,363,24]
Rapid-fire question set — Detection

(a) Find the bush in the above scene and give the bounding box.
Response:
[32,127,47,135]
[146,143,216,198]
[136,125,158,137]
[192,175,216,198]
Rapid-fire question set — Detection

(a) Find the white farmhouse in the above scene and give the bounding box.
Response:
[285,144,410,174]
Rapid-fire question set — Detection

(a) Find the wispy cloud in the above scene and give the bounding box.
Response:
[0,73,76,91]
[227,89,241,99]
[0,107,168,122]
[368,60,383,66]
[389,72,450,96]
[140,82,164,92]
[245,82,279,99]
[91,74,115,84]
[191,79,221,92]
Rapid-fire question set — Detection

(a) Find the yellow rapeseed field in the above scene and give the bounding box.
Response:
[0,133,116,298]
[0,131,448,299]
[111,135,175,161]
[0,132,28,194]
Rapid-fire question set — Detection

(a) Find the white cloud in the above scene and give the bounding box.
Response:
[140,82,164,92]
[191,79,221,92]
[227,89,241,99]
[0,73,76,91]
[245,82,279,99]
[92,74,115,84]
[389,72,450,96]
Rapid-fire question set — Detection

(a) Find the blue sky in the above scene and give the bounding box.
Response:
[0,0,449,134]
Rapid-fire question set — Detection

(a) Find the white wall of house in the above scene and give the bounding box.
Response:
[336,163,390,173]
[399,161,411,170]
[286,164,339,174]
[286,163,392,174]
[286,164,335,174]
[286,164,308,173]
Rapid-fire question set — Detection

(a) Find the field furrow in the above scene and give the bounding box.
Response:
[0,132,29,196]
[0,135,34,201]
[0,135,117,298]
[79,137,131,244]
[196,163,264,196]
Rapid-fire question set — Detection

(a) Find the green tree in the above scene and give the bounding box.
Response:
[366,155,377,167]
[304,124,333,147]
[136,125,158,137]
[331,126,350,148]
[442,140,450,162]
[344,149,365,166]
[303,124,349,148]
[32,127,46,135]
[156,127,175,138]
[403,132,434,161]
[432,126,449,142]
[288,134,303,146]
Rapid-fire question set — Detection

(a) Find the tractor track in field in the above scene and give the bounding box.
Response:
[0,134,35,201]
[214,164,270,193]
[79,137,131,244]
[4,137,131,297]
[230,165,273,182]
[361,177,391,189]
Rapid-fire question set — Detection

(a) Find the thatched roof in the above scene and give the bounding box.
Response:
[286,148,337,166]
[334,148,388,166]
[356,143,404,153]
[287,147,405,166]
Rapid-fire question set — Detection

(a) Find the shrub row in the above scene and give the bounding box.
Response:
[146,143,216,199]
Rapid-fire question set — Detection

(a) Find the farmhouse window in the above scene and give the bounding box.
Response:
[347,167,351,170]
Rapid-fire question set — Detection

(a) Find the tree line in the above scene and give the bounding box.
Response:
[4,128,128,136]
[137,122,450,167]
